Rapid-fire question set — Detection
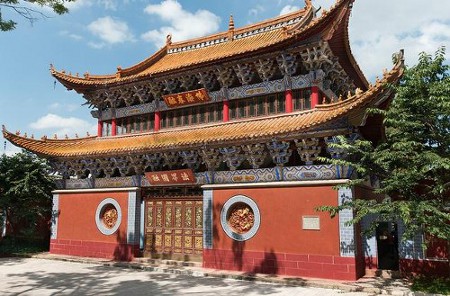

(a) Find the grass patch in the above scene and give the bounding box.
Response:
[411,276,450,295]
[0,236,48,257]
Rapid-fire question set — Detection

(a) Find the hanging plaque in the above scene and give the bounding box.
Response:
[163,88,210,108]
[145,169,196,185]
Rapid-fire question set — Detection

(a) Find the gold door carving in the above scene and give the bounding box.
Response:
[145,196,203,257]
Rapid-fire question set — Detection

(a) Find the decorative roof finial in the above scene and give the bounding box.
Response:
[228,15,235,31]
[166,34,172,46]
[376,76,381,85]
[116,66,122,78]
[228,15,235,40]
[53,134,58,139]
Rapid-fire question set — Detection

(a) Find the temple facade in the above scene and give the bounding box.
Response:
[4,0,447,280]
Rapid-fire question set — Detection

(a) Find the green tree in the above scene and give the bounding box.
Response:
[0,151,55,241]
[0,0,74,31]
[319,47,450,243]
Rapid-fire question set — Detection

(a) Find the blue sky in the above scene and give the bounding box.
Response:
[1,0,450,155]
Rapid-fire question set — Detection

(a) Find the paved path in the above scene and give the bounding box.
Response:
[0,258,371,296]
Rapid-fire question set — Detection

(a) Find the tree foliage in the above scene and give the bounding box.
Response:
[0,0,74,31]
[319,47,450,242]
[0,151,55,239]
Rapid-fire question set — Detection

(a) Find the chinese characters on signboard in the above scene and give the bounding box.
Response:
[145,169,196,185]
[162,88,210,108]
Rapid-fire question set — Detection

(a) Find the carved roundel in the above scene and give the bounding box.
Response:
[221,195,261,241]
[95,198,122,235]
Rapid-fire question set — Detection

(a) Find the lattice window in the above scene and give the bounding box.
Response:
[293,88,311,111]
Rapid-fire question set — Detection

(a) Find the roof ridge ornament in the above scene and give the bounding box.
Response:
[228,15,235,40]
[166,33,172,46]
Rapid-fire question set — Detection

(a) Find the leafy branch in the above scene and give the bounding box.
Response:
[0,0,73,31]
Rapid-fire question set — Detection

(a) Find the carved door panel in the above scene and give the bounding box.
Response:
[145,197,203,257]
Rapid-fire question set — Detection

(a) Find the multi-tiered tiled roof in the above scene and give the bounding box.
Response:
[50,0,367,92]
[3,56,404,158]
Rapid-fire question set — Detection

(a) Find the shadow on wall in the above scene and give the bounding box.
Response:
[113,231,134,261]
[251,249,278,275]
[232,240,245,270]
[400,258,450,278]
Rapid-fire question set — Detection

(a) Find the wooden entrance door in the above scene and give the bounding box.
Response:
[376,222,399,270]
[145,197,203,259]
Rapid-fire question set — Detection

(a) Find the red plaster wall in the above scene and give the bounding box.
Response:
[50,191,138,260]
[205,186,359,280]
[400,259,450,278]
[212,186,340,254]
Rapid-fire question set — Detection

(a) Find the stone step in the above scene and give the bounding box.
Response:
[133,258,202,268]
[365,269,401,279]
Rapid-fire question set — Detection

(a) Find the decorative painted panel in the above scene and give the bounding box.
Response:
[194,172,209,185]
[338,187,355,257]
[284,165,339,181]
[55,179,65,189]
[291,74,312,89]
[203,190,213,249]
[398,221,424,260]
[95,176,135,188]
[111,102,156,120]
[65,178,94,189]
[50,194,59,239]
[228,79,284,100]
[214,168,279,184]
[127,191,141,244]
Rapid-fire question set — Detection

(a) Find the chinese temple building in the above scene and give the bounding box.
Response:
[3,0,447,280]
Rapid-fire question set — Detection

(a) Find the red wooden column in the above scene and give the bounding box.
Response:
[97,120,103,137]
[311,86,319,108]
[154,111,161,131]
[111,118,117,136]
[223,100,229,122]
[285,89,293,113]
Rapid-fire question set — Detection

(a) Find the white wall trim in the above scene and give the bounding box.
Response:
[53,187,140,194]
[201,179,350,189]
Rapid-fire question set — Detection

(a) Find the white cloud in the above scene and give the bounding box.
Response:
[65,0,117,11]
[3,144,22,156]
[60,30,83,41]
[99,0,117,11]
[29,114,97,138]
[313,0,450,81]
[249,5,265,17]
[141,0,221,48]
[48,102,61,110]
[87,16,135,47]
[48,102,80,112]
[280,5,300,15]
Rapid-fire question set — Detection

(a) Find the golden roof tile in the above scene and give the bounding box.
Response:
[4,52,404,159]
[50,0,364,90]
